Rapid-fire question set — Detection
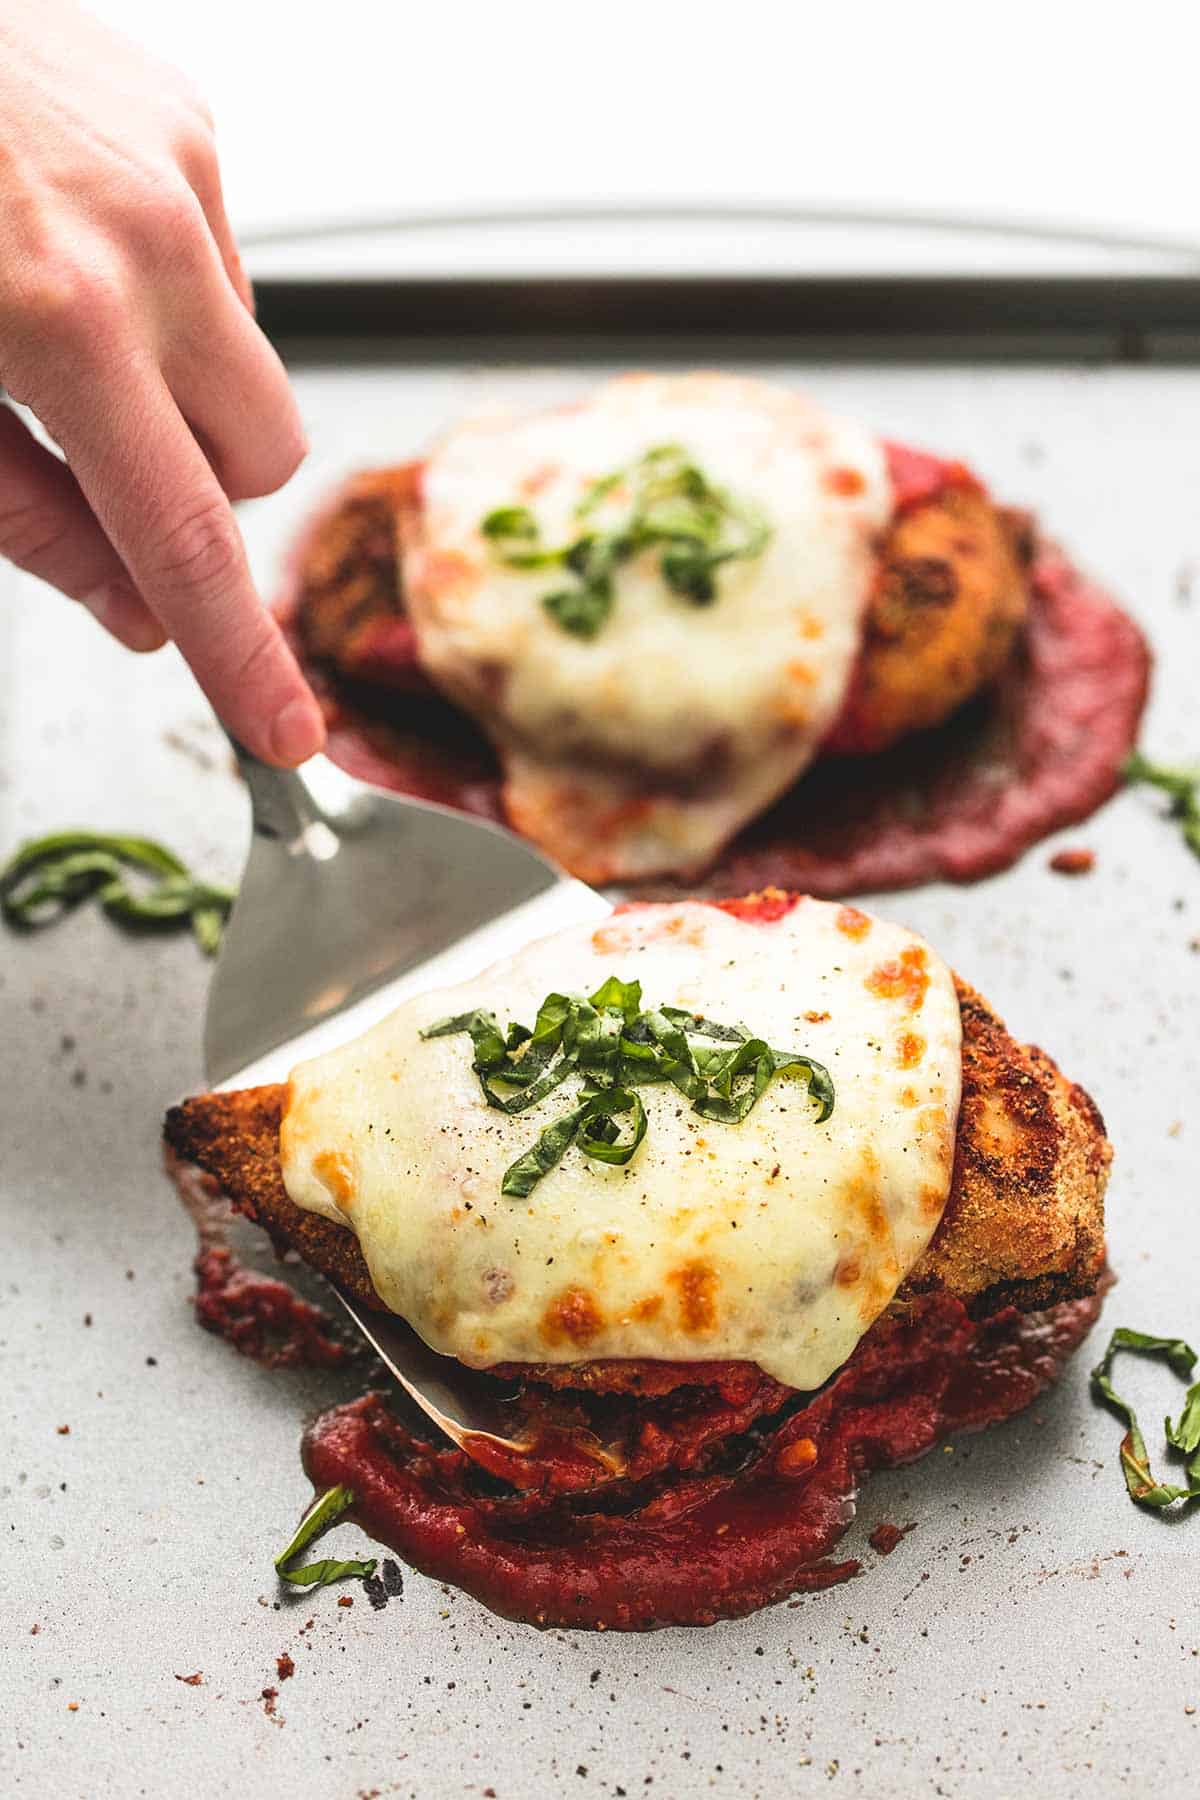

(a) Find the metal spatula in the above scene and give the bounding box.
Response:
[205,741,612,1458]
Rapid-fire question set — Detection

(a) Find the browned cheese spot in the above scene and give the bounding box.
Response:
[312,1148,355,1210]
[865,945,930,1014]
[591,920,640,956]
[835,906,872,941]
[422,547,478,597]
[897,1031,926,1069]
[540,1286,604,1349]
[669,1262,720,1335]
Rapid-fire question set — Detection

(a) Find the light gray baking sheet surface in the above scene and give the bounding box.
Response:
[1,359,1197,1800]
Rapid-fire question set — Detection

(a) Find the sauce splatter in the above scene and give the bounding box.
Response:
[867,1521,911,1555]
[193,1247,349,1370]
[167,1147,355,1372]
[1049,847,1096,876]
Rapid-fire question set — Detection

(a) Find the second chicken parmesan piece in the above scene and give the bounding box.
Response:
[404,373,894,882]
[285,374,1147,895]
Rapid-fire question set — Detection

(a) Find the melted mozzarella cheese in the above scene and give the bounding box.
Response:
[280,898,962,1392]
[403,373,893,883]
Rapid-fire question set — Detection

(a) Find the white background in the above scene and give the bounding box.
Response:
[88,0,1200,267]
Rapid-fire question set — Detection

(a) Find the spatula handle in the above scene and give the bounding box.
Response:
[221,731,372,846]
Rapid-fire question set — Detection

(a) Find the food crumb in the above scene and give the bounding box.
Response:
[67,1703,78,1712]
[56,1425,70,1436]
[337,1595,353,1608]
[276,1654,295,1682]
[175,1672,203,1687]
[30,1624,39,1635]
[1048,847,1095,876]
[868,1521,915,1555]
[261,1686,278,1716]
[362,1575,389,1611]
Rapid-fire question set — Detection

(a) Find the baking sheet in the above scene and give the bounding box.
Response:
[2,350,1198,1799]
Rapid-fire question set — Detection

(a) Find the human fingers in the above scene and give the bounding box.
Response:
[0,402,165,651]
[46,362,324,765]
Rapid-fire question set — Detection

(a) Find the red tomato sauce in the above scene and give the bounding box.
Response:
[694,541,1150,899]
[193,1246,350,1370]
[278,448,1148,898]
[882,440,980,512]
[300,1289,1102,1632]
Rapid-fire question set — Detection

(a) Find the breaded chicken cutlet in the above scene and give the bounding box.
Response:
[165,978,1109,1394]
[294,464,1029,761]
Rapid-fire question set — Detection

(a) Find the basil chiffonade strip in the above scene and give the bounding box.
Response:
[480,442,771,639]
[0,830,235,955]
[422,974,834,1199]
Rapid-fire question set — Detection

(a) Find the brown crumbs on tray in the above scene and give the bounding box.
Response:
[175,1672,203,1687]
[276,1653,295,1682]
[56,1424,70,1435]
[261,1686,278,1716]
[1049,847,1096,876]
[362,1574,389,1611]
[337,1595,354,1607]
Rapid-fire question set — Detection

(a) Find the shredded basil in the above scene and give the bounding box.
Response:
[0,830,235,956]
[480,442,771,638]
[422,976,833,1197]
[1123,752,1200,862]
[1090,1327,1200,1509]
[274,1484,378,1589]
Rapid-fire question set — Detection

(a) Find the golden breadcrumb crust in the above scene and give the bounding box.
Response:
[824,484,1029,755]
[164,977,1108,1391]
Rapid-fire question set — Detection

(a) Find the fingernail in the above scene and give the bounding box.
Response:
[270,695,326,766]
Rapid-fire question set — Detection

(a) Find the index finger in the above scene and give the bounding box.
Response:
[51,364,325,767]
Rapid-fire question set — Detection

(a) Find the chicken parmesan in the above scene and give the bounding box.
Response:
[165,890,1111,1630]
[283,372,1148,889]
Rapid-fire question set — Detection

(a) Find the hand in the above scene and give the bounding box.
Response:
[0,0,325,766]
